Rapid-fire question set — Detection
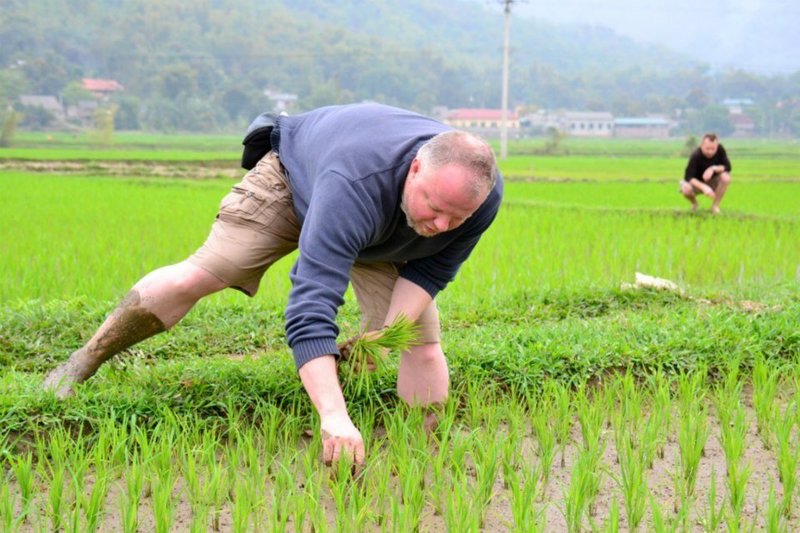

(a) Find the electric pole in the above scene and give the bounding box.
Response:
[500,0,513,160]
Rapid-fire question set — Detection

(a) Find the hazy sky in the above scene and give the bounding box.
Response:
[508,0,799,74]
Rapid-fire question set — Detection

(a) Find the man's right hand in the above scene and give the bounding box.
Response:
[702,167,715,181]
[320,412,365,466]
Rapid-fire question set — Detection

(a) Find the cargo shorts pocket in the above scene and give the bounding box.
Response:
[217,183,287,227]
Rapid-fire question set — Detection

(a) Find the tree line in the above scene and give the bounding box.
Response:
[1,0,798,135]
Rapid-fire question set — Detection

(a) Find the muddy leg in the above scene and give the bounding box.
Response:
[43,261,226,398]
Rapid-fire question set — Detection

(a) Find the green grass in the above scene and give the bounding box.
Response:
[2,172,797,301]
[1,145,799,530]
[500,155,800,181]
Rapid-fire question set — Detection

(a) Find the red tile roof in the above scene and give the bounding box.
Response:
[81,78,124,92]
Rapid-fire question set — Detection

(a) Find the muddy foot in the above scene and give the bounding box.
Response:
[42,355,92,399]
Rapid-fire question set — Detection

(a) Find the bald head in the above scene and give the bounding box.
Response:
[416,130,498,199]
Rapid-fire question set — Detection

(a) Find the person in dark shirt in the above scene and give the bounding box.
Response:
[680,133,732,214]
[43,103,503,467]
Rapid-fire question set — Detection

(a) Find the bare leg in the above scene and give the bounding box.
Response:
[397,342,449,431]
[711,172,731,214]
[679,181,699,212]
[43,261,227,398]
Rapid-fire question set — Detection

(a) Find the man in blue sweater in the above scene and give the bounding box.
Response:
[43,103,503,466]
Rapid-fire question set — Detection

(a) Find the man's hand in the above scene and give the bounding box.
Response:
[297,356,366,467]
[702,167,715,181]
[338,330,387,372]
[320,411,365,467]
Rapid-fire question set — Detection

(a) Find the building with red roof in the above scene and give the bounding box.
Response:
[81,78,124,98]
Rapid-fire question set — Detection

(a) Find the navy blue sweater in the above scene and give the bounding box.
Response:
[273,104,503,368]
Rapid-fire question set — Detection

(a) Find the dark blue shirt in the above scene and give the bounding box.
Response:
[273,104,503,368]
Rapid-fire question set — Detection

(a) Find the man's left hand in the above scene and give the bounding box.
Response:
[337,330,386,372]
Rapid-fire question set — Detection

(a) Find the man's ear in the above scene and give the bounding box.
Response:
[409,157,421,177]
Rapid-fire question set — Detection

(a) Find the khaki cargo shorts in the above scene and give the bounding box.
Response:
[682,173,721,194]
[188,151,440,343]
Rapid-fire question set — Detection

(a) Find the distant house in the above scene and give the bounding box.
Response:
[730,113,756,137]
[443,108,519,137]
[81,78,124,99]
[722,98,756,137]
[561,111,614,137]
[721,98,754,114]
[522,110,614,137]
[614,117,671,139]
[19,95,64,120]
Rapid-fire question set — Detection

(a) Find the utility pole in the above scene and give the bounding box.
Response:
[500,0,513,160]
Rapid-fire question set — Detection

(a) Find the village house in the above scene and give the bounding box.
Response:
[442,108,520,138]
[614,117,671,139]
[81,78,124,100]
[19,95,65,121]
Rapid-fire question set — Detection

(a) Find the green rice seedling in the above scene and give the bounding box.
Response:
[270,456,297,530]
[340,315,419,395]
[180,441,204,519]
[303,466,328,533]
[462,379,500,430]
[397,460,426,532]
[543,380,573,468]
[603,496,620,533]
[204,451,228,532]
[119,458,144,533]
[676,371,710,503]
[713,366,751,529]
[612,425,647,531]
[10,452,34,520]
[752,356,781,450]
[650,494,667,533]
[151,468,177,533]
[429,432,451,516]
[471,434,501,528]
[328,453,371,532]
[765,482,787,533]
[774,401,799,517]
[232,473,255,533]
[614,372,644,449]
[82,467,109,533]
[531,407,557,493]
[505,464,540,532]
[47,458,66,532]
[443,470,480,532]
[367,453,392,527]
[575,385,606,452]
[1,473,17,532]
[698,467,724,532]
[562,448,596,533]
[645,370,673,464]
[650,493,687,533]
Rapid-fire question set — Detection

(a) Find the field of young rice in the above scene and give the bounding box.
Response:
[1,142,799,531]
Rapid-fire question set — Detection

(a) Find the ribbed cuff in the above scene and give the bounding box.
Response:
[292,337,340,369]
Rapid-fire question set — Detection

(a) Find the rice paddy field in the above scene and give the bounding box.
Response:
[0,134,799,532]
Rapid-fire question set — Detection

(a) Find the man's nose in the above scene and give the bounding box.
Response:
[433,216,450,232]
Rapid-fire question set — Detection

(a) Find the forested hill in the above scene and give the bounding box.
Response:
[2,0,796,132]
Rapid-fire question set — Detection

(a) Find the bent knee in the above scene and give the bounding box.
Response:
[156,261,226,298]
[679,182,694,196]
[719,172,731,184]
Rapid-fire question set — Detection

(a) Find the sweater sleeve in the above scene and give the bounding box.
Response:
[285,173,375,369]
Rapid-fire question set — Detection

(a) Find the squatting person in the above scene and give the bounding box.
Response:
[43,103,504,466]
[680,132,732,214]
